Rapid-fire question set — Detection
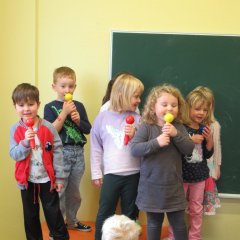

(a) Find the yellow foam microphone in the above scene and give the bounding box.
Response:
[163,113,174,123]
[64,93,73,101]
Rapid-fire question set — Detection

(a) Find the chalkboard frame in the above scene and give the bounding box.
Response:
[110,31,240,198]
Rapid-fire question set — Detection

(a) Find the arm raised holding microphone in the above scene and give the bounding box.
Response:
[64,93,81,126]
[25,118,36,149]
[162,113,178,137]
[124,115,135,145]
[49,92,77,132]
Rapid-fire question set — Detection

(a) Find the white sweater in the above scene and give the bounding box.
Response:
[208,120,222,179]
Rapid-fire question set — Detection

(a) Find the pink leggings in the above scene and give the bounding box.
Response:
[169,181,205,240]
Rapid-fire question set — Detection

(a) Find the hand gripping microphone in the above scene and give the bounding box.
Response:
[124,115,135,145]
[25,118,35,149]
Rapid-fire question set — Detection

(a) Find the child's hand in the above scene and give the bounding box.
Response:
[92,179,103,188]
[201,125,213,150]
[25,129,35,141]
[71,111,80,125]
[201,125,212,141]
[162,123,177,137]
[191,134,204,144]
[124,124,136,140]
[55,183,64,192]
[157,133,170,147]
[62,101,76,116]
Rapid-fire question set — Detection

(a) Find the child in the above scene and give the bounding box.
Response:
[90,73,144,240]
[9,83,69,240]
[182,89,214,239]
[131,84,194,240]
[44,66,92,232]
[100,73,140,114]
[100,79,115,112]
[102,214,142,240]
[100,72,134,113]
[194,86,221,215]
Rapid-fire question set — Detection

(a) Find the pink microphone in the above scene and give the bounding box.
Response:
[124,115,135,145]
[25,118,35,149]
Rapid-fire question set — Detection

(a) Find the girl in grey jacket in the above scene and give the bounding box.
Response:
[131,84,194,240]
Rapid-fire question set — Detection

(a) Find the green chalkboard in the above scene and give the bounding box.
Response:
[111,32,240,194]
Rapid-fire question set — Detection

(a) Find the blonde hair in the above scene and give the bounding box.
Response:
[142,84,186,124]
[184,89,213,125]
[102,215,141,240]
[193,86,216,122]
[53,66,76,83]
[109,73,144,113]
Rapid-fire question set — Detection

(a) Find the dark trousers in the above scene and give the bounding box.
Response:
[21,181,69,240]
[147,210,187,240]
[95,173,139,240]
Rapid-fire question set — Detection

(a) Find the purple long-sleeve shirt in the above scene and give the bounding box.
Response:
[90,111,141,180]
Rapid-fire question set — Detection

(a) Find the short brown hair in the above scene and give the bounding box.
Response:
[53,66,76,83]
[12,83,39,104]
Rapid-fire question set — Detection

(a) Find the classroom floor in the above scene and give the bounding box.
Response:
[42,221,169,240]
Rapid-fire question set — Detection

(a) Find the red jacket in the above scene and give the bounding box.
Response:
[10,118,64,189]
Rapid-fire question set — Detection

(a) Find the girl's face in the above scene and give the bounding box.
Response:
[15,100,40,123]
[189,101,208,126]
[52,76,76,101]
[128,90,141,112]
[154,92,179,125]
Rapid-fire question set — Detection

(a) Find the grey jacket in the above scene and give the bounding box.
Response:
[131,122,194,212]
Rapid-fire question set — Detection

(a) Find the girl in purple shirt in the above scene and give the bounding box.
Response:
[90,73,144,240]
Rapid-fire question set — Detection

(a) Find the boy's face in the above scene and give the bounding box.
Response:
[52,76,76,101]
[15,100,40,123]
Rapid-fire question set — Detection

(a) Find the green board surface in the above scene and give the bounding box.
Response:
[111,32,240,194]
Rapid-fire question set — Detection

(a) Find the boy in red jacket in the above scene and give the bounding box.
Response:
[9,83,69,240]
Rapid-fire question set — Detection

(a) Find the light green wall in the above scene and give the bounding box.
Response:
[1,0,240,239]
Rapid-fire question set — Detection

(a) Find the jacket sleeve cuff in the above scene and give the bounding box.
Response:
[55,178,65,185]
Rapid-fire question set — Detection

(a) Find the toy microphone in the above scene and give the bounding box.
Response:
[124,115,135,145]
[198,125,206,134]
[64,93,73,101]
[64,93,77,117]
[25,118,35,149]
[163,113,174,123]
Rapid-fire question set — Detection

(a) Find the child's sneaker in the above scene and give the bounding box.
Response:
[67,222,92,232]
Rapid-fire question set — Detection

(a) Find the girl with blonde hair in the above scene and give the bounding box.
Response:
[193,86,221,215]
[90,73,144,240]
[131,84,194,240]
[181,89,214,240]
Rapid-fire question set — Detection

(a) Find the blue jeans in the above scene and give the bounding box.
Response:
[59,145,85,226]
